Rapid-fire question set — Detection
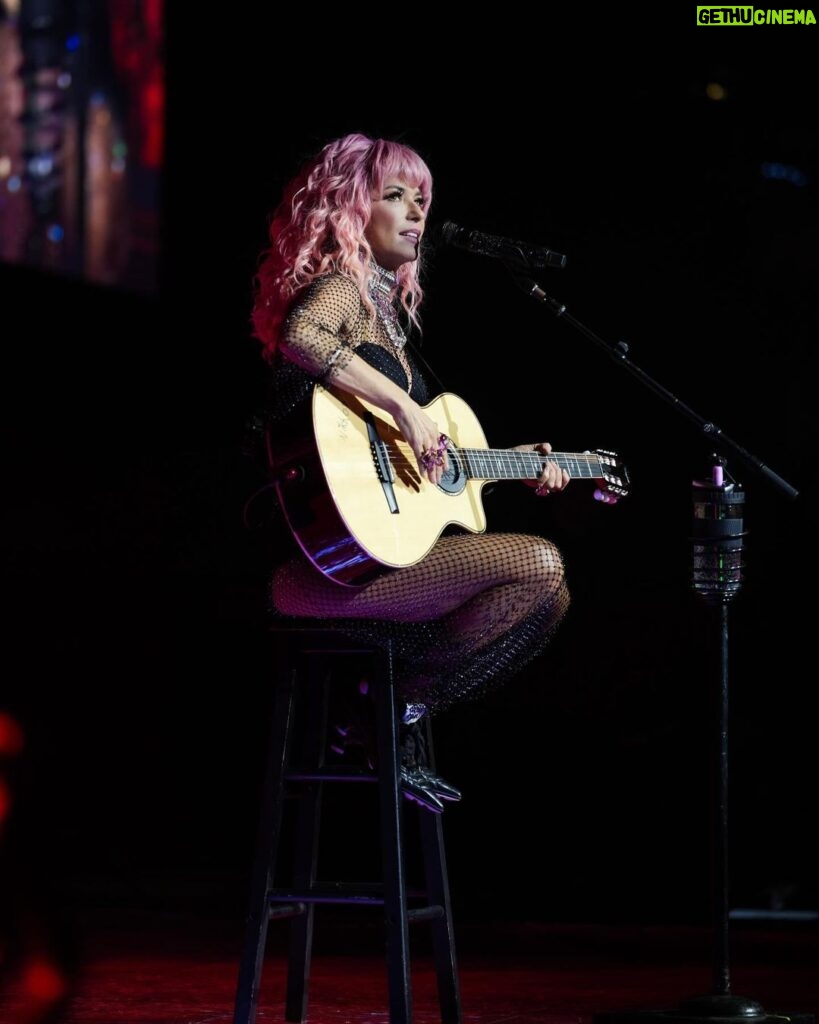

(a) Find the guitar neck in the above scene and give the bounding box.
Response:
[460,448,606,482]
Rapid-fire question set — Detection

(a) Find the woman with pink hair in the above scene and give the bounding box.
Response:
[251,133,571,811]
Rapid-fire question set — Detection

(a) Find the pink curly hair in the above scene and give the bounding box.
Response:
[251,133,433,362]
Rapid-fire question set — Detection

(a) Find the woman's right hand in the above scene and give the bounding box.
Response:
[393,401,449,485]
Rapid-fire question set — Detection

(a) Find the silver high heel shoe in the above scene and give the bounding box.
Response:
[331,693,460,813]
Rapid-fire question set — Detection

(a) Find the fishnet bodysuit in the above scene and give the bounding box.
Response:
[265,270,570,713]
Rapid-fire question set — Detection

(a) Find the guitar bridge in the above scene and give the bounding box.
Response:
[371,438,395,485]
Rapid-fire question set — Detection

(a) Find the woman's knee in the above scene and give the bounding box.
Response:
[520,536,566,588]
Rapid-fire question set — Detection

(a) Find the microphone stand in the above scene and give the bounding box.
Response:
[506,267,811,1024]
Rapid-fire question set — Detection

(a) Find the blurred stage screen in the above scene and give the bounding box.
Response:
[0,0,163,292]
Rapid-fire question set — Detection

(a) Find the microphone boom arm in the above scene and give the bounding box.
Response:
[512,271,799,501]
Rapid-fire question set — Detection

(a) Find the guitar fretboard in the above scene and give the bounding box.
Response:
[460,449,607,481]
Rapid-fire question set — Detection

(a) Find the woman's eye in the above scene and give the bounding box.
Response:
[383,190,425,207]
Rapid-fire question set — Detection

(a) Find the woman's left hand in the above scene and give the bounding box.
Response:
[514,442,570,497]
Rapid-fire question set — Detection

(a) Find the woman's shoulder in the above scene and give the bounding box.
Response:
[285,271,365,323]
[301,271,364,303]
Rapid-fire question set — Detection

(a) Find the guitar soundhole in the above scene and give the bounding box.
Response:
[437,448,466,496]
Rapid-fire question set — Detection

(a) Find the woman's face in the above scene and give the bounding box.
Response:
[365,179,427,271]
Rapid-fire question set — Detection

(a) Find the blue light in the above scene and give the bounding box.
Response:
[65,33,81,52]
[28,154,54,177]
[760,162,809,187]
[47,224,64,243]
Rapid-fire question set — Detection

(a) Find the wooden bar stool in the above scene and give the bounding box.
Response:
[232,623,462,1024]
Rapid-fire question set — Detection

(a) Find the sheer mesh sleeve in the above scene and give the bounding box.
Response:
[281,274,362,382]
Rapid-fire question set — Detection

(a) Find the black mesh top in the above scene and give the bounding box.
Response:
[264,270,432,433]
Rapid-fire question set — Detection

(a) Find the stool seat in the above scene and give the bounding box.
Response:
[232,622,462,1024]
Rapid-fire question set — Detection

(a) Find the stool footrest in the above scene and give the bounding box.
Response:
[407,905,445,923]
[269,882,431,906]
[285,767,378,783]
[267,901,308,920]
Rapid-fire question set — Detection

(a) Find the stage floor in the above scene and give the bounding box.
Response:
[2,908,817,1024]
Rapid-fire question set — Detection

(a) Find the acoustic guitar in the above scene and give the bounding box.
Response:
[270,387,629,587]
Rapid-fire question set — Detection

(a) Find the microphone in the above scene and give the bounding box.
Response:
[428,220,567,270]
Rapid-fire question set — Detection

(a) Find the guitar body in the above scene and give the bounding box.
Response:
[273,389,492,587]
[271,386,629,588]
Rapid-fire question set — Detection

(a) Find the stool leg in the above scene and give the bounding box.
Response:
[419,721,462,1024]
[374,642,413,1024]
[284,665,329,1021]
[234,660,298,1024]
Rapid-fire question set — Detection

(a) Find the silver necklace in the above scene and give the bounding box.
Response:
[368,265,407,350]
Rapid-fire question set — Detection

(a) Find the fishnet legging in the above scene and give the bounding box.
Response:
[271,531,570,713]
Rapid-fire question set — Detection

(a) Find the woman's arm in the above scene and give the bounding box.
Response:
[280,275,447,483]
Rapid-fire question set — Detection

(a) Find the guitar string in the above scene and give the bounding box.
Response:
[384,442,614,481]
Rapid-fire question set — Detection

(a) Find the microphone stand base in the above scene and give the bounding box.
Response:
[595,999,814,1024]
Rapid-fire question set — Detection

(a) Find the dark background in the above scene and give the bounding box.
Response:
[3,21,818,940]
